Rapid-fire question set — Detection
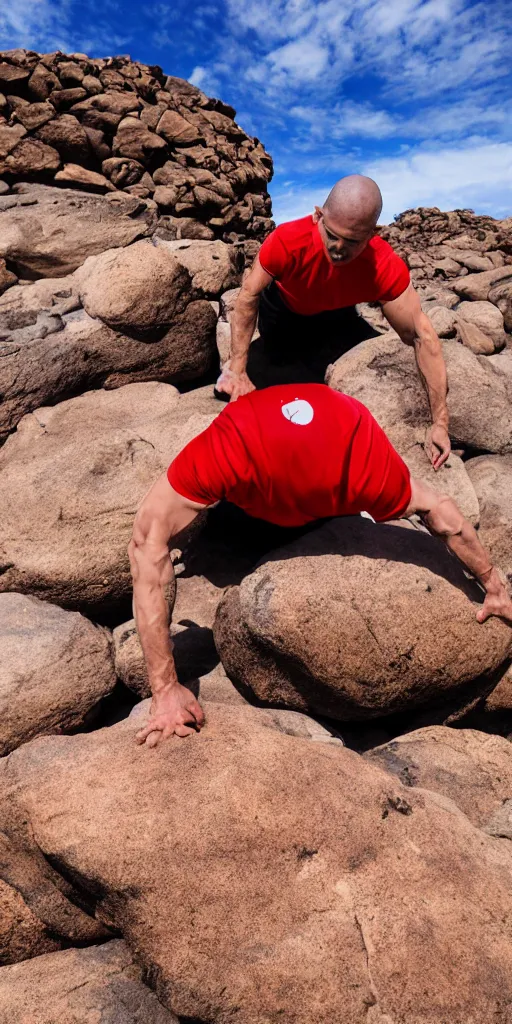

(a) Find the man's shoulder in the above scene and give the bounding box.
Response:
[272,215,315,253]
[365,234,401,266]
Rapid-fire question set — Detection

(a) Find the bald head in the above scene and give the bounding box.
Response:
[324,175,382,229]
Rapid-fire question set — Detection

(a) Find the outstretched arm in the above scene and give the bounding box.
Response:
[128,473,208,747]
[406,477,512,624]
[382,284,450,471]
[216,256,272,402]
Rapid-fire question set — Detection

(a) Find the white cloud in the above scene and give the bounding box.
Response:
[268,38,329,81]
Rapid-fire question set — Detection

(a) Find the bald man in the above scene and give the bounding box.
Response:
[129,384,512,747]
[216,174,451,471]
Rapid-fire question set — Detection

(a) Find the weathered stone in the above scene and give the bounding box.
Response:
[0,63,30,93]
[0,259,16,295]
[456,300,506,347]
[153,183,180,208]
[366,726,512,827]
[113,118,167,163]
[0,298,216,438]
[3,703,512,1022]
[0,138,60,176]
[49,86,87,110]
[102,155,143,187]
[54,162,112,191]
[427,304,457,337]
[0,878,59,966]
[0,184,156,277]
[35,112,90,162]
[82,73,103,95]
[157,108,202,145]
[154,237,240,297]
[78,240,190,332]
[0,384,219,609]
[71,91,140,117]
[214,517,511,721]
[28,64,61,101]
[488,278,512,332]
[456,316,495,355]
[465,454,512,580]
[57,60,84,86]
[327,332,512,454]
[452,266,512,302]
[83,124,110,162]
[0,593,115,755]
[12,101,54,131]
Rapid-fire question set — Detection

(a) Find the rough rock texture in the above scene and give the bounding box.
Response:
[214,517,511,722]
[0,940,178,1023]
[0,383,219,611]
[0,878,60,966]
[466,454,512,580]
[0,300,217,441]
[3,704,512,1023]
[0,49,273,244]
[327,332,512,456]
[0,593,115,755]
[0,184,158,277]
[380,206,512,264]
[366,726,512,827]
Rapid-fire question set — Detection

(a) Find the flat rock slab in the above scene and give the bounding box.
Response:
[466,454,512,579]
[0,184,157,277]
[0,383,220,611]
[3,703,512,1022]
[0,593,115,755]
[0,940,177,1023]
[214,516,512,721]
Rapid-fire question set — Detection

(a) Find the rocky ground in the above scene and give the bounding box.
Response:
[1,46,512,1024]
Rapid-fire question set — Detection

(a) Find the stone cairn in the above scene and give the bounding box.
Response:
[0,47,273,243]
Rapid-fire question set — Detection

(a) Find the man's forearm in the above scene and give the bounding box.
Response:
[130,545,179,694]
[229,293,259,373]
[412,317,449,427]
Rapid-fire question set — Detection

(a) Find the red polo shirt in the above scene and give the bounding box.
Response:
[258,215,409,315]
[168,384,411,527]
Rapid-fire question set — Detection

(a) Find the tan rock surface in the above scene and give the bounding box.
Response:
[0,878,59,966]
[0,940,178,1023]
[465,454,512,579]
[456,299,506,347]
[327,332,512,454]
[3,703,512,1022]
[0,383,219,610]
[78,240,191,332]
[154,237,241,297]
[0,184,157,277]
[0,593,115,755]
[366,725,512,827]
[214,517,511,721]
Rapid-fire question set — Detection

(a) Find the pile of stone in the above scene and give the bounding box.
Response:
[0,48,273,244]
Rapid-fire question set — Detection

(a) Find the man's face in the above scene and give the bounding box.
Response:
[314,206,375,265]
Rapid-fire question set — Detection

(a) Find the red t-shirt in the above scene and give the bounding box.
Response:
[258,215,410,315]
[168,384,411,527]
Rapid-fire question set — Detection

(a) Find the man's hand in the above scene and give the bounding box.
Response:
[476,570,512,626]
[215,364,256,403]
[135,683,205,748]
[425,422,451,471]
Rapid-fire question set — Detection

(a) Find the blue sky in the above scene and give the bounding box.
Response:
[1,0,511,224]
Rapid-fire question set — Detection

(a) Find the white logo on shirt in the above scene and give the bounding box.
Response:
[281,399,314,425]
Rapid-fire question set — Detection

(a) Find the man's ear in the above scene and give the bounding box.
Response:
[312,206,323,223]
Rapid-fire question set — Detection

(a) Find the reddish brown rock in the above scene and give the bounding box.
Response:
[214,517,511,721]
[0,259,16,295]
[456,299,506,347]
[465,454,512,579]
[3,703,512,1022]
[113,118,167,163]
[1,137,60,176]
[54,162,112,191]
[35,112,90,163]
[11,100,54,130]
[157,108,202,145]
[102,155,144,187]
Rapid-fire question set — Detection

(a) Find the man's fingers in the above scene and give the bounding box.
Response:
[476,606,490,624]
[188,699,205,727]
[135,723,156,744]
[145,729,162,748]
[175,723,195,738]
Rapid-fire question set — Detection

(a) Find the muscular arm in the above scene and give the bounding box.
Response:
[128,473,208,747]
[216,256,272,401]
[382,284,450,470]
[406,477,512,625]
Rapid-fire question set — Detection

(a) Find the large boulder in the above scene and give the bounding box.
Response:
[0,184,157,277]
[154,237,241,297]
[0,383,219,611]
[327,332,512,455]
[366,726,512,827]
[0,296,216,440]
[465,454,512,579]
[3,703,512,1022]
[0,940,177,1023]
[214,517,512,721]
[0,593,115,755]
[455,299,506,348]
[77,240,191,333]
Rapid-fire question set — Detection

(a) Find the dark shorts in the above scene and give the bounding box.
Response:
[246,281,378,388]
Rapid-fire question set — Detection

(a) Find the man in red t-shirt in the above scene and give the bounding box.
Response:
[128,384,512,748]
[216,174,450,472]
